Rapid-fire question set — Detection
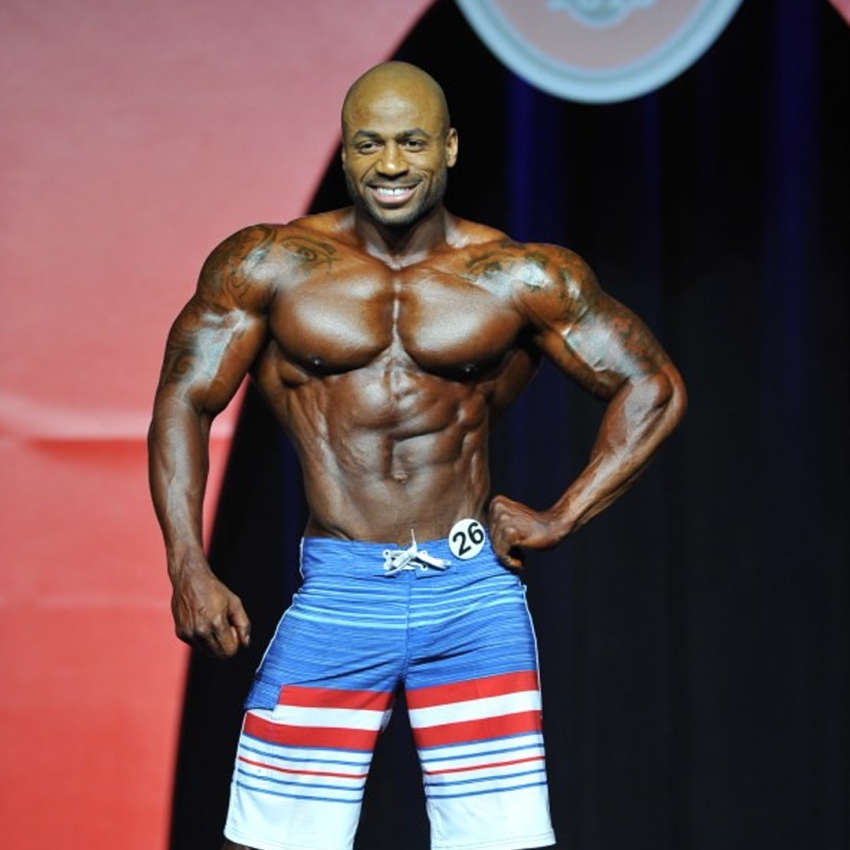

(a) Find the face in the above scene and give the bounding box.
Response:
[342,82,458,229]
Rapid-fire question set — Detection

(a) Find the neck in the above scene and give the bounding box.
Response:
[352,204,451,268]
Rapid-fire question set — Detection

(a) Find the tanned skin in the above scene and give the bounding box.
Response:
[149,62,686,850]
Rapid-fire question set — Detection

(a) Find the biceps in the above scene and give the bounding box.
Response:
[539,300,669,399]
[158,301,266,413]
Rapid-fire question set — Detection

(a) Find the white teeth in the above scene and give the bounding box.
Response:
[375,187,411,196]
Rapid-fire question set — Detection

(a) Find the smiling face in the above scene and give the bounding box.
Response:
[341,64,458,230]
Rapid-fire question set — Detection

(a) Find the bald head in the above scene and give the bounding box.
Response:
[342,62,452,138]
[340,62,458,229]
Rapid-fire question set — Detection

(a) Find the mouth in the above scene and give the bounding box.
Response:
[368,184,419,206]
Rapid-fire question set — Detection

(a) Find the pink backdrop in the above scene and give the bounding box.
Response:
[0,2,433,846]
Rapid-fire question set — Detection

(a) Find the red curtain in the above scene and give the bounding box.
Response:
[0,2,433,847]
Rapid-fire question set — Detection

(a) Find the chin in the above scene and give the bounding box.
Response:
[366,194,445,230]
[372,206,426,229]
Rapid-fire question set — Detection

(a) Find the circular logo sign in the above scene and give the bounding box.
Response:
[448,518,487,560]
[455,0,745,103]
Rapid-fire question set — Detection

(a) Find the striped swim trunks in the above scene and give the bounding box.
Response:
[224,532,555,850]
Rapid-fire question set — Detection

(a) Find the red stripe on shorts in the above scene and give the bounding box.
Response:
[244,712,379,752]
[238,755,369,780]
[405,671,539,709]
[423,754,545,776]
[278,684,393,712]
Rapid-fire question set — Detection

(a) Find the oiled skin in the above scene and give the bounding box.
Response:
[148,62,686,669]
[149,211,684,652]
[149,63,686,850]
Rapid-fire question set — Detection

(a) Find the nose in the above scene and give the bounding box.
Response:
[376,141,408,177]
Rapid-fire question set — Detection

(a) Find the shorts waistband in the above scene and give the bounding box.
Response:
[300,529,496,579]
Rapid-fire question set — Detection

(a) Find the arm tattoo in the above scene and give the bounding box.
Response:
[591,302,666,372]
[159,300,206,389]
[159,299,253,391]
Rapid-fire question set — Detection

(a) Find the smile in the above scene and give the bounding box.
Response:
[369,185,418,204]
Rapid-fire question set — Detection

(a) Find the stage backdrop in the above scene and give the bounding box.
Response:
[2,1,846,850]
[172,2,848,850]
[0,2,433,848]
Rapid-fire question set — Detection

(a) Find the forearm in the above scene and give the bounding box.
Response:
[551,363,686,534]
[148,390,214,577]
[148,388,253,658]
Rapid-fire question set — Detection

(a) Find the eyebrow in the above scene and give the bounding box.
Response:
[351,127,431,141]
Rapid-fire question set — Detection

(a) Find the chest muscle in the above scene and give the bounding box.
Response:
[270,262,523,375]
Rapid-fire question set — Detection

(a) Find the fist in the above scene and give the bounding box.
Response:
[171,569,251,660]
[488,495,569,569]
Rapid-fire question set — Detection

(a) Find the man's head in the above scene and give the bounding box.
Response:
[341,62,458,230]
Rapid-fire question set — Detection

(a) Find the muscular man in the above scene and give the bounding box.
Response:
[149,62,686,850]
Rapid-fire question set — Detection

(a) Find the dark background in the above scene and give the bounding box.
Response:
[170,1,848,848]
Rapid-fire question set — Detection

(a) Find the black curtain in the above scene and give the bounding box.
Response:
[170,2,849,848]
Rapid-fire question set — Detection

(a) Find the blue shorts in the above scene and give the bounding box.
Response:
[224,533,555,850]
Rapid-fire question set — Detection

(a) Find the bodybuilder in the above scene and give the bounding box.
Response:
[149,62,686,850]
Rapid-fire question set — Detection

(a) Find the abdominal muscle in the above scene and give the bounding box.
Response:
[259,355,494,546]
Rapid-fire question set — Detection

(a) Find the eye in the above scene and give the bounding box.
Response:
[403,139,426,151]
[355,141,380,154]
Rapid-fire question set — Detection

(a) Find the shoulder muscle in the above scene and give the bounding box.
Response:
[196,224,280,311]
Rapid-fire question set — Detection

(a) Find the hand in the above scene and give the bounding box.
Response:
[170,563,251,659]
[488,495,570,569]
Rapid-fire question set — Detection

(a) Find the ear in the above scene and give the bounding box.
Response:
[445,128,458,168]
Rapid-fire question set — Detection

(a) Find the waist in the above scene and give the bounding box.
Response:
[299,526,500,580]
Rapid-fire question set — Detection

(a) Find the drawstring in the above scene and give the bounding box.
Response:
[382,531,450,576]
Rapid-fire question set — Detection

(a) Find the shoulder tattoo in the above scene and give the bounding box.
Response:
[464,241,553,292]
[201,225,277,305]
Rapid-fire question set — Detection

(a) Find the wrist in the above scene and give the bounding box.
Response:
[166,542,209,581]
[546,504,577,542]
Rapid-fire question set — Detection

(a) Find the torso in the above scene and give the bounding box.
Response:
[247,211,541,544]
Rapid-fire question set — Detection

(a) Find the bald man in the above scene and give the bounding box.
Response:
[149,62,686,850]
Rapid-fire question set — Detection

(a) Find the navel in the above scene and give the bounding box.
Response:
[391,471,410,485]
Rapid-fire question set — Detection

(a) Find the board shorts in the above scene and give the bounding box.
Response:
[224,531,556,850]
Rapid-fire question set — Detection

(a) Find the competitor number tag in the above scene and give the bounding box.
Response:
[449,518,486,560]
